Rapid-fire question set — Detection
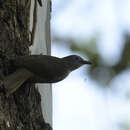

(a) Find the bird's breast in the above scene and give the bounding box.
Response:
[30,69,70,83]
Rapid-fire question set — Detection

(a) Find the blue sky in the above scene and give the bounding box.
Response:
[51,0,130,130]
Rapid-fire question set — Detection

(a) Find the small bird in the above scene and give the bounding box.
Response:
[3,55,91,96]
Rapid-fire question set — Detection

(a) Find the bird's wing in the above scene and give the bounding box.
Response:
[4,68,33,97]
[14,55,63,77]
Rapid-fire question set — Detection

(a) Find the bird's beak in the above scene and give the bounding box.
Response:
[82,60,92,65]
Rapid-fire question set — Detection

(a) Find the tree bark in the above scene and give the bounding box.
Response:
[0,0,52,129]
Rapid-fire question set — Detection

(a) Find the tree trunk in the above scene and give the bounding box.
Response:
[0,0,52,129]
[31,0,52,126]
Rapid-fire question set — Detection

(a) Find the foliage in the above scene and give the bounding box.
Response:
[53,33,130,86]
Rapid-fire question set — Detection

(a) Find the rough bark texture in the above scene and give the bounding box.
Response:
[0,0,52,129]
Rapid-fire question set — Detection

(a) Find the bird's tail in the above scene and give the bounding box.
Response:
[3,68,33,97]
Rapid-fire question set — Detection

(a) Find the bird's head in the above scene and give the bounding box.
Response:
[62,55,92,71]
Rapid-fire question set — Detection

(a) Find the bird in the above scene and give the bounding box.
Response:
[3,55,91,96]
